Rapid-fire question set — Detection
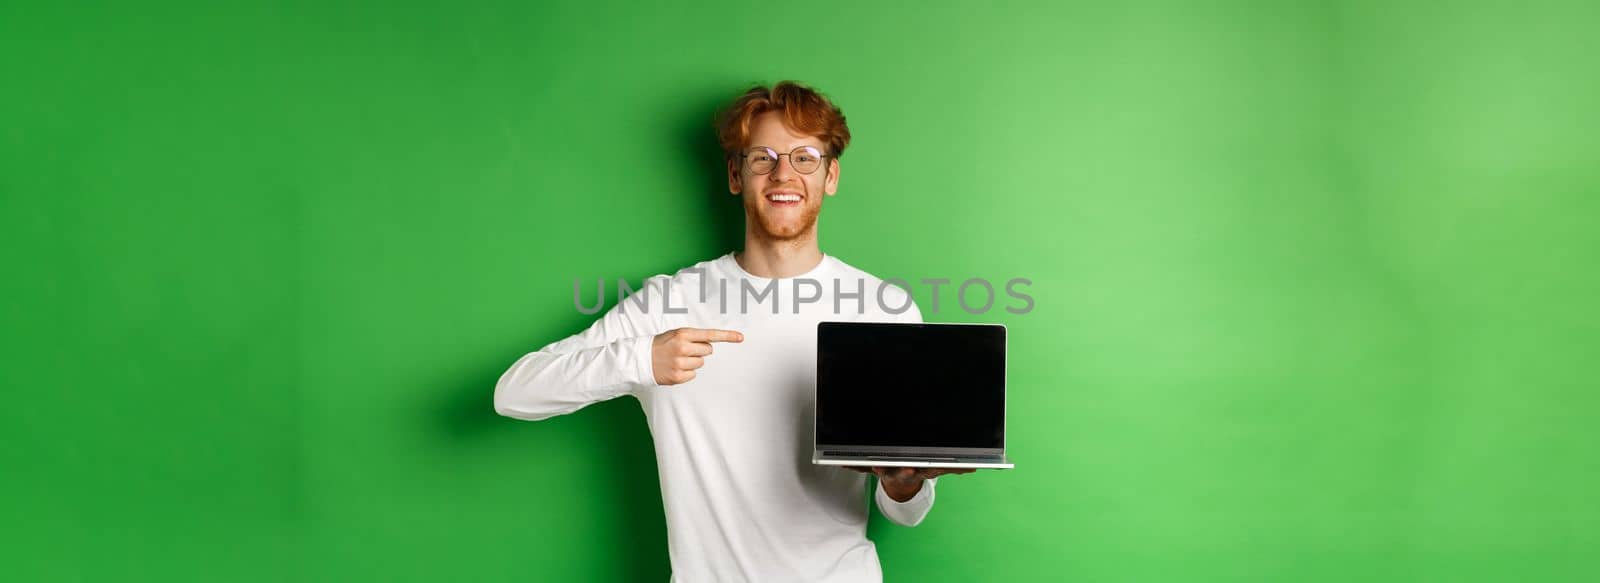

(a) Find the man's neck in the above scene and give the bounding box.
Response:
[735,234,824,279]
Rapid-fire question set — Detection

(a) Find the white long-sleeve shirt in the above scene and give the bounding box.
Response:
[495,253,936,582]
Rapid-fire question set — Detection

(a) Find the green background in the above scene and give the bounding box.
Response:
[4,1,1597,581]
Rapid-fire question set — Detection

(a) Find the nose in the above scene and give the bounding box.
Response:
[770,155,796,181]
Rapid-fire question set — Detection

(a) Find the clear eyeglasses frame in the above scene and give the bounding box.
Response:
[739,145,829,175]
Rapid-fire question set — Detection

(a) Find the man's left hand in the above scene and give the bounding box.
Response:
[843,466,976,502]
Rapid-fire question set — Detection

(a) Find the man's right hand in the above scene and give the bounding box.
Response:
[652,327,744,386]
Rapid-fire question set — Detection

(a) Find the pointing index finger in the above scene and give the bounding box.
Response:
[682,328,744,343]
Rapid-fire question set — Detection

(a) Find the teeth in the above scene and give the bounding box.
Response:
[768,193,801,202]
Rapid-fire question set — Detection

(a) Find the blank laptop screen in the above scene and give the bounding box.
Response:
[816,322,1006,449]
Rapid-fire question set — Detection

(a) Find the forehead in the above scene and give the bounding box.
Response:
[747,111,825,150]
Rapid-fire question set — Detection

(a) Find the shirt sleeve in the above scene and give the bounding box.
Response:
[875,477,937,527]
[899,293,924,324]
[492,276,668,421]
[872,278,923,325]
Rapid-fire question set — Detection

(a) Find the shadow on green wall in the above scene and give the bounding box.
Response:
[427,310,670,580]
[681,82,748,257]
[423,85,749,579]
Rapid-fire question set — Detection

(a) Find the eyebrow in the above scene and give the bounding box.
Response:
[750,143,825,151]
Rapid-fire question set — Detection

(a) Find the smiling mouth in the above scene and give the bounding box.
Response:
[765,192,803,205]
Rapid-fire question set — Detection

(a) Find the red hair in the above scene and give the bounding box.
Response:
[714,80,852,163]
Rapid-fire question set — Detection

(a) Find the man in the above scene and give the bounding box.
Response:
[493,81,972,581]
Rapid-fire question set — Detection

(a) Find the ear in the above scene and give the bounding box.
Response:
[727,158,742,195]
[823,157,840,196]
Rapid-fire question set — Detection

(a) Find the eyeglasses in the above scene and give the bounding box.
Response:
[740,145,829,175]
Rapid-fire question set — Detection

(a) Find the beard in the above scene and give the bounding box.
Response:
[744,194,822,242]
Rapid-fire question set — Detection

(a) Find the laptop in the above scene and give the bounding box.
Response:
[812,321,1015,470]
